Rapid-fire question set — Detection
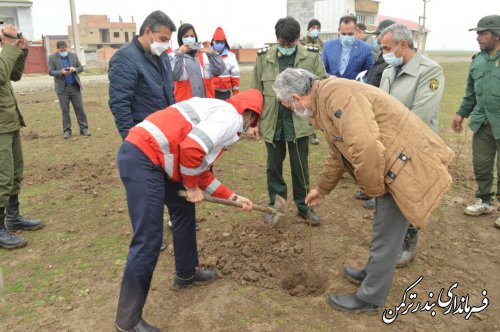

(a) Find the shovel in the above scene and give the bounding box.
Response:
[178,190,288,227]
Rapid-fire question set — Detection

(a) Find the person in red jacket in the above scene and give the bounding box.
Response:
[115,89,263,332]
[211,27,240,100]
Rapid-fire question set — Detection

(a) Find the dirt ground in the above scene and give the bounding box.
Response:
[0,61,499,332]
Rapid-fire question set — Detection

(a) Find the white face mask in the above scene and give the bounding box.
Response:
[292,100,311,120]
[149,33,169,56]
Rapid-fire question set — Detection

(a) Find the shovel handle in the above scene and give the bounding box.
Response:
[178,190,272,213]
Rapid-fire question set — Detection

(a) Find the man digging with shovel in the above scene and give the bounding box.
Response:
[115,89,262,332]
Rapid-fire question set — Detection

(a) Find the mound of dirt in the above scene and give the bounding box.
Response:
[198,221,325,295]
[280,269,327,296]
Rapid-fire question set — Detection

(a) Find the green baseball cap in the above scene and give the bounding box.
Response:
[374,19,397,35]
[469,15,500,32]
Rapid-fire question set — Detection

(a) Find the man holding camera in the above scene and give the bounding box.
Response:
[48,41,89,139]
[0,24,44,249]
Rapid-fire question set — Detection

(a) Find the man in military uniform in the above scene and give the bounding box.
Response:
[250,16,326,225]
[0,25,44,249]
[377,23,445,266]
[300,18,324,145]
[453,15,500,230]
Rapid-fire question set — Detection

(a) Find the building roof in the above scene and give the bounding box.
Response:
[378,15,431,33]
[0,0,32,7]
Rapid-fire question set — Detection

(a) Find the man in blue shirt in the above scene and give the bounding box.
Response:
[322,16,374,79]
[48,41,89,139]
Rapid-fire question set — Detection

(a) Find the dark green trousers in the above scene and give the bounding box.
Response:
[265,137,309,214]
[472,124,500,203]
[0,130,23,208]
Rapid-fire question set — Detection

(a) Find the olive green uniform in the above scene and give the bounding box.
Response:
[457,50,500,202]
[251,44,326,213]
[299,36,324,53]
[0,44,28,208]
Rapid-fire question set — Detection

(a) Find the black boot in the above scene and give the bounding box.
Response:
[5,197,44,232]
[396,226,419,268]
[0,207,27,249]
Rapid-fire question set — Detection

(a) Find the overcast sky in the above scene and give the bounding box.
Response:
[32,0,500,51]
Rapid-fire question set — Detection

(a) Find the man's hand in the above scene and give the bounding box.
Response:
[235,195,253,211]
[246,127,260,139]
[305,189,324,206]
[69,66,77,73]
[0,25,19,47]
[61,68,69,76]
[15,37,27,49]
[186,186,204,203]
[452,115,464,133]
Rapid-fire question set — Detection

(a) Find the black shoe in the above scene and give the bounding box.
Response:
[80,128,91,136]
[309,134,320,145]
[264,212,273,225]
[172,269,217,290]
[63,130,71,139]
[0,227,27,249]
[354,191,370,200]
[115,319,161,332]
[5,203,44,232]
[327,294,379,314]
[362,198,375,209]
[298,209,321,226]
[343,266,367,286]
[396,227,419,268]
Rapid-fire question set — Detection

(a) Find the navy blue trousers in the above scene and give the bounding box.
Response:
[116,141,198,329]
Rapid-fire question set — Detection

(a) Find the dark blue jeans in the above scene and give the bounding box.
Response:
[116,141,197,329]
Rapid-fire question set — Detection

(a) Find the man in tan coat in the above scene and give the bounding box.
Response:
[273,68,454,313]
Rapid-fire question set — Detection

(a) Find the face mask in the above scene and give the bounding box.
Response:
[309,30,320,39]
[292,100,311,120]
[59,51,68,57]
[383,43,404,66]
[340,35,355,47]
[213,41,225,52]
[149,33,169,56]
[182,36,196,45]
[373,38,381,51]
[277,45,296,56]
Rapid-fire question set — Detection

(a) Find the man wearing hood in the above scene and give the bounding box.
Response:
[171,23,225,102]
[211,27,240,100]
[115,89,263,332]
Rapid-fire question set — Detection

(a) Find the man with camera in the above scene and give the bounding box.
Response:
[48,40,89,139]
[0,24,44,249]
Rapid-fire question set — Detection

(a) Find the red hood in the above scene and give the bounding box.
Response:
[226,89,263,126]
[211,27,229,50]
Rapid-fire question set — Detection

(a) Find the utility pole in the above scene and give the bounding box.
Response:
[418,0,430,54]
[69,0,85,65]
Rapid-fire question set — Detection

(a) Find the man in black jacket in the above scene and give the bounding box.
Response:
[48,41,89,139]
[108,10,176,140]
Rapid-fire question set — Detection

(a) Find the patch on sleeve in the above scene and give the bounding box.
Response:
[429,78,439,92]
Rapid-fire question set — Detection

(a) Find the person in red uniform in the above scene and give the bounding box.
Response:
[211,26,240,100]
[115,89,262,332]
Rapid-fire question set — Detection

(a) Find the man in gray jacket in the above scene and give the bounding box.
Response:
[48,41,89,139]
[379,23,445,267]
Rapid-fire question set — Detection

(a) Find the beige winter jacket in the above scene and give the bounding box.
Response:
[311,78,454,229]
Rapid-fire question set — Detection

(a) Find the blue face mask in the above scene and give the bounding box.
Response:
[213,41,225,52]
[182,36,196,45]
[373,38,381,51]
[277,45,296,56]
[383,43,404,67]
[309,30,320,39]
[340,35,355,47]
[59,51,68,57]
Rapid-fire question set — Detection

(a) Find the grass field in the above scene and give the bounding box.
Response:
[0,59,499,331]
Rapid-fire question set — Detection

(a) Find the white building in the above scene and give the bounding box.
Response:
[0,0,34,40]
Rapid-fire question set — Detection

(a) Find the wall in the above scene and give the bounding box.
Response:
[234,48,258,63]
[287,0,314,37]
[0,6,34,39]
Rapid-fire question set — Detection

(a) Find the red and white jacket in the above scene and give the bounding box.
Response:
[211,27,240,95]
[125,89,263,199]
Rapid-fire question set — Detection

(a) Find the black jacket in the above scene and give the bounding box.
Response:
[364,54,388,88]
